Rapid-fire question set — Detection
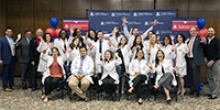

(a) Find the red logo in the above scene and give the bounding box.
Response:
[172,21,198,31]
[63,20,89,30]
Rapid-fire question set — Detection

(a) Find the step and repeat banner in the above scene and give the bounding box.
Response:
[88,10,177,41]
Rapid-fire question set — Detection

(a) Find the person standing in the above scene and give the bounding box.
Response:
[0,27,20,92]
[187,26,205,97]
[204,27,220,99]
[29,28,44,91]
[17,30,33,90]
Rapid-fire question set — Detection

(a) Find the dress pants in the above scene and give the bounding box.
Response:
[102,75,117,95]
[44,76,62,95]
[132,75,147,98]
[20,63,31,88]
[68,76,90,99]
[2,56,16,89]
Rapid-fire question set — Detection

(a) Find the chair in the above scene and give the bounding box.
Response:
[153,73,178,102]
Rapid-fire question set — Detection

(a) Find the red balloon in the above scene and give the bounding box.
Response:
[197,28,208,38]
[54,28,61,38]
[45,28,55,38]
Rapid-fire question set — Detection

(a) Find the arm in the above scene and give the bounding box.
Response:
[41,49,49,62]
[84,57,94,76]
[213,39,220,61]
[61,50,69,62]
[70,57,79,76]
[114,55,122,66]
[36,42,45,52]
[96,54,104,66]
[0,39,2,60]
[129,60,135,76]
[123,24,130,40]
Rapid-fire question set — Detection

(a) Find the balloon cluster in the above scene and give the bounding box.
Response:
[46,17,61,41]
[197,18,208,38]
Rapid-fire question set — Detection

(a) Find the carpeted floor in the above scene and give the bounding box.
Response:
[0,77,220,110]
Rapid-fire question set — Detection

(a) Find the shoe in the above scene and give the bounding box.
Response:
[84,97,89,102]
[111,93,116,101]
[43,97,48,102]
[208,96,217,100]
[207,94,212,97]
[138,98,143,105]
[4,88,13,92]
[32,88,37,91]
[166,99,171,105]
[11,86,20,90]
[22,87,27,90]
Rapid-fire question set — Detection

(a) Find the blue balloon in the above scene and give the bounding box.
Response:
[199,82,204,91]
[50,17,59,28]
[197,18,206,29]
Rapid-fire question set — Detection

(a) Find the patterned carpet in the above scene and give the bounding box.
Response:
[0,77,220,110]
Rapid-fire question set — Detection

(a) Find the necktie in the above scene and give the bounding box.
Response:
[161,65,165,75]
[99,40,102,54]
[64,44,67,50]
[188,38,193,56]
[9,38,15,56]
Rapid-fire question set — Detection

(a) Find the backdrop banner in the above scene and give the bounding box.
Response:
[88,10,177,41]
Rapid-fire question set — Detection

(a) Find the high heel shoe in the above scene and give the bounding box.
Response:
[138,98,143,105]
[166,99,171,105]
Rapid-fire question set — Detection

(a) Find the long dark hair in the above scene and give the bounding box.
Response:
[134,48,145,59]
[88,29,98,42]
[104,50,114,62]
[69,37,80,49]
[162,35,172,46]
[58,29,68,39]
[155,50,165,67]
[118,36,128,48]
[131,35,143,50]
[43,33,52,42]
[176,33,186,43]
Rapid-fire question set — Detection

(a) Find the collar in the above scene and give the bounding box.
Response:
[81,55,87,60]
[208,36,215,40]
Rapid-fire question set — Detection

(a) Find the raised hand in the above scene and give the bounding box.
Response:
[70,28,74,36]
[157,44,162,50]
[15,33,21,43]
[146,62,153,69]
[153,19,157,26]
[122,17,128,24]
[171,45,176,52]
[185,38,190,44]
[107,39,112,46]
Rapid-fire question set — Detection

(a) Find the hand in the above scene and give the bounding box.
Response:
[122,17,128,24]
[204,58,208,64]
[200,37,206,43]
[79,74,85,78]
[85,32,89,40]
[170,35,175,41]
[70,28,74,36]
[171,45,176,52]
[88,43,94,50]
[207,60,214,67]
[67,47,72,52]
[39,36,44,42]
[107,39,112,46]
[173,66,179,71]
[60,45,65,51]
[48,43,54,48]
[76,74,81,79]
[185,38,190,44]
[98,53,102,59]
[153,19,157,26]
[147,49,151,55]
[131,47,136,53]
[130,28,133,35]
[31,61,35,65]
[134,72,140,77]
[157,44,162,50]
[0,60,3,66]
[16,34,21,43]
[114,52,119,58]
[146,63,152,69]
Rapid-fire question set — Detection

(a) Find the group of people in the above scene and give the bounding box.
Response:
[0,17,219,105]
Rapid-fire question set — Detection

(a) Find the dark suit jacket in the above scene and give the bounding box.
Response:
[191,36,205,66]
[29,37,40,65]
[17,37,31,63]
[0,36,17,64]
[204,37,220,62]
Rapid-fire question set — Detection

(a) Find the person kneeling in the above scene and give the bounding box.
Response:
[41,46,68,102]
[150,50,178,104]
[68,46,94,101]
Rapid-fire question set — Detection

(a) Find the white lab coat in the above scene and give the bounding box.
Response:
[175,43,188,76]
[96,57,122,85]
[54,38,69,55]
[88,39,116,73]
[147,44,159,63]
[68,47,80,62]
[161,45,176,65]
[68,55,94,84]
[36,42,51,73]
[150,60,177,86]
[41,52,69,84]
[129,59,150,87]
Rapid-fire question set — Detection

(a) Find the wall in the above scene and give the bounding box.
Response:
[1,0,220,82]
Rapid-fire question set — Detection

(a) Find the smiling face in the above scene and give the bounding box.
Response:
[136,50,144,60]
[177,34,183,44]
[89,30,96,38]
[45,34,51,42]
[208,27,215,38]
[73,38,80,46]
[120,37,127,46]
[133,28,139,36]
[164,37,170,46]
[189,27,197,37]
[136,36,142,45]
[151,34,156,43]
[105,51,112,61]
[60,30,67,39]
[36,28,43,37]
[156,51,164,61]
[52,48,59,57]
[80,47,87,57]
